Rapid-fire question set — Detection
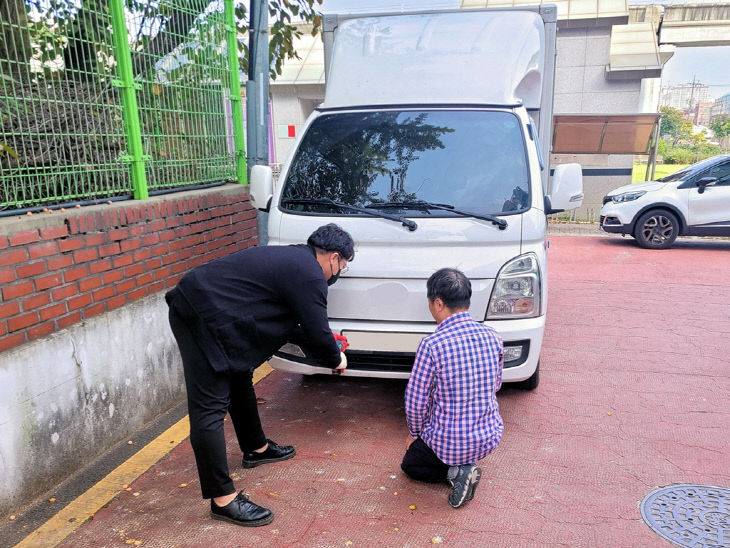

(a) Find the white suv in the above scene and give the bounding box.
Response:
[600,154,730,249]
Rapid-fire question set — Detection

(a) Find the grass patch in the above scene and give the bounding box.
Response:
[632,163,689,183]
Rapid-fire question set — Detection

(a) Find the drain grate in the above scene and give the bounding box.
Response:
[640,484,730,547]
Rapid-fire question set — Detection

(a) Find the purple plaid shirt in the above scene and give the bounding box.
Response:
[405,312,504,466]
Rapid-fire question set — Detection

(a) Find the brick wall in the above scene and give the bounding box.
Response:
[0,185,257,353]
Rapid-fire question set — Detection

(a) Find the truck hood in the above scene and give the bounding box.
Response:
[274,214,523,322]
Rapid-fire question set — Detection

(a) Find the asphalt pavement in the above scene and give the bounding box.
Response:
[6,230,730,548]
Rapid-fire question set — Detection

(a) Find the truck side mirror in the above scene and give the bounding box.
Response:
[249,165,273,211]
[697,177,717,194]
[546,163,583,214]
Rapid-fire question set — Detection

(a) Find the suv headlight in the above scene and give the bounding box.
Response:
[486,253,541,320]
[611,190,646,203]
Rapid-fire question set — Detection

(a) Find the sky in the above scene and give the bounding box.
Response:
[660,46,730,101]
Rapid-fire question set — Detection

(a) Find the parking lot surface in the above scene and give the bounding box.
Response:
[25,235,730,547]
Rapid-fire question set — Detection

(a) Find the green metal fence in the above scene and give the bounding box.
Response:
[0,0,246,213]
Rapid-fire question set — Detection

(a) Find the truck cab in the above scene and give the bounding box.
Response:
[250,7,583,388]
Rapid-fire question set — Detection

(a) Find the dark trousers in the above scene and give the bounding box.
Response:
[169,308,267,499]
[401,437,450,483]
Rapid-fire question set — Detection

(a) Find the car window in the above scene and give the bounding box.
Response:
[707,162,730,186]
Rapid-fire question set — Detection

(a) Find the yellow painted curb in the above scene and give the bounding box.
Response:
[14,363,274,548]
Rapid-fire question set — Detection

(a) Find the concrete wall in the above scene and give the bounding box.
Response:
[0,185,258,515]
[270,84,325,164]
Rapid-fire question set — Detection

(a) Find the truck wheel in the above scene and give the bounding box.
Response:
[633,210,679,249]
[518,361,539,390]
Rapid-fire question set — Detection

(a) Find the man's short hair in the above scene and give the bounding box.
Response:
[307,224,355,261]
[427,268,471,310]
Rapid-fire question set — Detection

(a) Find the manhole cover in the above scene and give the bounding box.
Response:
[640,484,730,547]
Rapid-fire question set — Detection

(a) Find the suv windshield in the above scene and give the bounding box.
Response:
[280,110,530,216]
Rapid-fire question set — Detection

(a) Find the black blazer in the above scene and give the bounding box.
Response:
[166,244,341,373]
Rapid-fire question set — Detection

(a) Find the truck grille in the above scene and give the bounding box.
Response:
[345,351,415,373]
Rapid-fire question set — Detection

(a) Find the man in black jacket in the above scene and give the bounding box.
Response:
[166,223,354,527]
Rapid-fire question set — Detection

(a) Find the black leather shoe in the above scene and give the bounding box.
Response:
[210,491,273,527]
[242,438,295,468]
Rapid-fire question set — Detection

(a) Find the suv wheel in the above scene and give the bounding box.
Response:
[633,210,679,249]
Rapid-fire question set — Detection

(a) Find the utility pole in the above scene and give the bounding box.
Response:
[247,0,269,243]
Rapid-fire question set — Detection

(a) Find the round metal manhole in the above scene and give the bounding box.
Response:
[640,484,730,547]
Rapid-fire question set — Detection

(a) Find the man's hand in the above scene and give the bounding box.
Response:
[334,333,349,352]
[405,435,416,450]
[332,352,347,375]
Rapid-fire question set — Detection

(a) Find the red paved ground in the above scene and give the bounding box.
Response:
[57,236,730,547]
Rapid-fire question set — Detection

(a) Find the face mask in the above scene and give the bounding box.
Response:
[327,256,341,286]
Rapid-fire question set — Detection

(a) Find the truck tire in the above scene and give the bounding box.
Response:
[633,209,679,249]
[518,361,539,390]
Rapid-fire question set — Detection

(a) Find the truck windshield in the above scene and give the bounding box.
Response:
[280,110,530,216]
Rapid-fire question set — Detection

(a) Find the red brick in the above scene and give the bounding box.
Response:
[79,276,102,292]
[168,240,185,252]
[85,233,106,246]
[52,284,77,301]
[68,293,92,311]
[92,285,115,301]
[27,321,55,340]
[149,219,165,231]
[0,332,26,352]
[128,287,147,301]
[145,258,163,270]
[113,254,134,268]
[35,273,62,291]
[0,321,5,337]
[22,292,51,311]
[166,217,182,228]
[56,311,82,330]
[115,279,135,293]
[106,295,127,310]
[0,301,21,319]
[46,255,73,271]
[16,261,47,279]
[148,281,164,294]
[140,234,159,246]
[99,243,121,258]
[40,302,67,321]
[89,259,112,274]
[171,262,187,274]
[162,253,179,266]
[153,267,172,280]
[0,268,15,284]
[28,241,58,259]
[73,248,99,263]
[151,244,169,257]
[2,280,34,300]
[125,264,144,277]
[133,248,152,262]
[166,274,183,287]
[59,238,83,255]
[40,225,69,240]
[102,270,123,285]
[136,273,153,286]
[109,228,129,241]
[120,239,141,252]
[0,248,28,267]
[64,265,88,283]
[8,311,38,331]
[0,235,7,249]
[83,303,106,319]
[9,230,40,246]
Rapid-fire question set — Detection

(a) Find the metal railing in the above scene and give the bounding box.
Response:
[0,0,246,213]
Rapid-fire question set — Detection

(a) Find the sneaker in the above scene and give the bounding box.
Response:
[210,491,274,527]
[447,464,482,508]
[242,438,295,468]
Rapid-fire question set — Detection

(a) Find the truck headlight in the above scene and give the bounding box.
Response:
[486,253,541,319]
[611,190,646,203]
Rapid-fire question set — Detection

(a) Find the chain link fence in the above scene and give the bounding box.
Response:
[0,0,245,214]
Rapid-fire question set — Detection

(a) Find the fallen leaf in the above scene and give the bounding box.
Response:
[432,536,443,544]
[133,492,140,497]
[336,478,345,483]
[393,527,399,532]
[48,498,56,503]
[268,492,279,497]
[177,483,187,488]
[607,411,613,416]
[9,515,16,521]
[26,212,32,216]
[344,542,353,546]
[230,473,239,479]
[378,486,386,491]
[393,492,398,495]
[256,397,267,404]
[409,505,417,510]
[125,487,132,492]
[127,441,134,445]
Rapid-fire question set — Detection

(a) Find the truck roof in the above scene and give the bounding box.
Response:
[321,10,547,110]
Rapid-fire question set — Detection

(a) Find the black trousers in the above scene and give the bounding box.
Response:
[169,308,268,499]
[401,437,450,483]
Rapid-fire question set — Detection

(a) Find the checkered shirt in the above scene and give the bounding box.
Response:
[405,312,504,466]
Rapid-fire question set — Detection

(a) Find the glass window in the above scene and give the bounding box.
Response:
[708,162,730,185]
[280,110,530,216]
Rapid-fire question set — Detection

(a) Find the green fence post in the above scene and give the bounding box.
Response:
[224,0,248,184]
[110,0,149,200]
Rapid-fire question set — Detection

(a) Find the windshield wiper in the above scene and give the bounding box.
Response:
[281,198,417,231]
[366,200,507,230]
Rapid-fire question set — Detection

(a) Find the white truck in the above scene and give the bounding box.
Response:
[250,6,583,389]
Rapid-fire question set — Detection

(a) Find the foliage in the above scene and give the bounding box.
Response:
[659,106,689,146]
[710,116,730,139]
[662,143,723,164]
